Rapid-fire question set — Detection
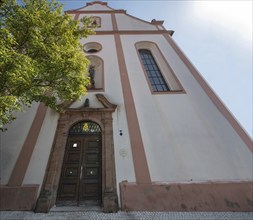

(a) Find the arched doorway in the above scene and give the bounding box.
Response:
[56,121,102,207]
[35,94,118,213]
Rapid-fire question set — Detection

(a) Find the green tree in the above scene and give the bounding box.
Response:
[0,0,94,130]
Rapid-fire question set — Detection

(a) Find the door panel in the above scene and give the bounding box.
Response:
[60,183,78,198]
[57,136,82,201]
[79,136,102,203]
[57,134,102,205]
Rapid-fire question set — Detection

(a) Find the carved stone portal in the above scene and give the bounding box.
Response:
[35,94,118,213]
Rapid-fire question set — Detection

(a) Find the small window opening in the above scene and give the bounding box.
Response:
[88,49,98,53]
[84,42,102,54]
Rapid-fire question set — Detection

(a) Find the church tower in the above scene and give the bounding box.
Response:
[1,1,252,212]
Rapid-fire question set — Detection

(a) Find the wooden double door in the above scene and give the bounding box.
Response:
[57,134,102,206]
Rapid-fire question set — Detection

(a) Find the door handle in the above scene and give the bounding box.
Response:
[80,165,83,180]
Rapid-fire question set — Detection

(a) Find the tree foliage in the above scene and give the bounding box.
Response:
[0,0,94,129]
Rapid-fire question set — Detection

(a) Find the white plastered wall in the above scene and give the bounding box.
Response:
[23,108,59,194]
[78,35,136,192]
[120,34,253,182]
[116,14,157,31]
[0,103,39,184]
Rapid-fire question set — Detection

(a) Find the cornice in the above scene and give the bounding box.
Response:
[66,10,126,14]
[92,30,174,36]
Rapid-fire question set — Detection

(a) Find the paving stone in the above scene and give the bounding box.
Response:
[0,211,252,220]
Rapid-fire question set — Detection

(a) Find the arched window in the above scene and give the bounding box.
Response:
[138,49,170,92]
[136,41,184,94]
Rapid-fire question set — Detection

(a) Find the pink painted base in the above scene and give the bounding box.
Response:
[120,181,253,212]
[0,185,39,210]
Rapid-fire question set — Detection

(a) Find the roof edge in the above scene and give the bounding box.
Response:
[65,1,116,13]
[163,34,253,152]
[87,1,108,6]
[65,10,126,14]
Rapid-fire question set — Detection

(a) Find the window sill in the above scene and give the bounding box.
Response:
[151,90,186,95]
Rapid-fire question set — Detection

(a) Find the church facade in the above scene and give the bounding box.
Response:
[1,1,252,212]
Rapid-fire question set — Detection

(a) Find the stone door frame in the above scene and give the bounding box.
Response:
[35,94,118,213]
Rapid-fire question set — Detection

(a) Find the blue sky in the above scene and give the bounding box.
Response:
[59,0,252,137]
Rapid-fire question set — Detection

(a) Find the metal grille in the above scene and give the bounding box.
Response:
[139,49,170,92]
[69,121,101,135]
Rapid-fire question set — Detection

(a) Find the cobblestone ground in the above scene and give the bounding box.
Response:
[0,211,252,220]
